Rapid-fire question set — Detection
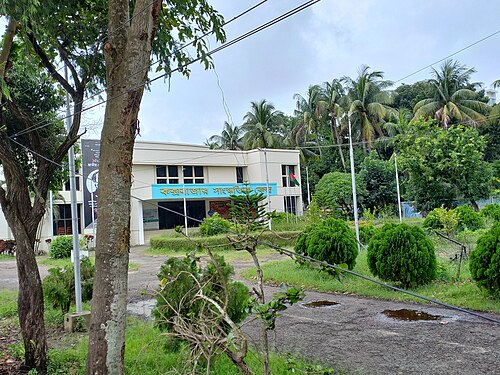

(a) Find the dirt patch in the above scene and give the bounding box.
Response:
[0,322,23,374]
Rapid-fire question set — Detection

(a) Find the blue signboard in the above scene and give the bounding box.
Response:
[152,183,277,200]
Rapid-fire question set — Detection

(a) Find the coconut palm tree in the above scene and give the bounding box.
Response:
[207,121,243,150]
[413,60,489,128]
[318,79,346,170]
[343,65,395,151]
[241,99,284,149]
[293,85,324,156]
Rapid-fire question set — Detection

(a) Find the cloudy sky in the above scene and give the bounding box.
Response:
[85,0,500,143]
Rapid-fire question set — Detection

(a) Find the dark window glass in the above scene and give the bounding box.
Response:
[169,178,179,184]
[194,166,204,177]
[289,165,295,174]
[236,167,244,183]
[168,165,178,177]
[281,165,286,175]
[53,204,82,235]
[64,180,70,191]
[183,166,193,177]
[283,196,297,214]
[282,177,287,187]
[156,165,167,177]
[184,179,193,184]
[195,178,204,184]
[157,179,167,184]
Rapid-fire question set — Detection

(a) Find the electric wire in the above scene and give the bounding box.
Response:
[8,135,499,324]
[9,0,271,139]
[129,193,500,325]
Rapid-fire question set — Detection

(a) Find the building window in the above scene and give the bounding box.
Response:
[63,176,81,191]
[284,196,297,215]
[156,165,179,184]
[281,165,296,187]
[53,204,82,236]
[236,167,244,183]
[183,166,204,184]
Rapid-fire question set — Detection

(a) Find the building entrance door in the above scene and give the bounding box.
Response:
[158,200,206,229]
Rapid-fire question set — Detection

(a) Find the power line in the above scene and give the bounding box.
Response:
[129,193,500,325]
[10,0,271,139]
[393,29,500,85]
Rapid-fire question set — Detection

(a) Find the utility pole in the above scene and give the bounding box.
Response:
[263,148,272,230]
[394,153,403,222]
[306,165,311,206]
[65,66,82,313]
[348,114,360,252]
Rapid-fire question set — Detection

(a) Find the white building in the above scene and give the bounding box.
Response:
[0,140,302,249]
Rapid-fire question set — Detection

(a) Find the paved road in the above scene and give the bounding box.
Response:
[1,247,499,375]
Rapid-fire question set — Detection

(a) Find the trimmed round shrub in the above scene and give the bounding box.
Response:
[453,205,483,231]
[295,218,358,270]
[469,223,500,295]
[367,223,437,287]
[199,213,232,237]
[481,203,500,222]
[49,235,73,259]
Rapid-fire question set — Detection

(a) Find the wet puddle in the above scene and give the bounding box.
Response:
[383,309,442,321]
[303,300,339,308]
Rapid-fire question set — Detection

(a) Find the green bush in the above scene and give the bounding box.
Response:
[358,224,380,245]
[295,218,358,270]
[422,208,444,230]
[42,257,94,314]
[367,223,437,287]
[481,203,500,222]
[469,223,500,295]
[199,213,232,237]
[49,236,73,259]
[153,254,249,333]
[453,205,483,231]
[150,231,300,252]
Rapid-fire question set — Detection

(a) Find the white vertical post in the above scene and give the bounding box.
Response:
[183,183,188,236]
[263,148,272,230]
[348,114,360,252]
[137,200,145,245]
[49,190,54,239]
[65,66,82,313]
[306,165,311,206]
[394,153,403,223]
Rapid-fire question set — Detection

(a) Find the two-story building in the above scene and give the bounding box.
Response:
[0,140,302,249]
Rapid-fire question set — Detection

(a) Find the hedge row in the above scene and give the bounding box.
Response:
[150,230,301,251]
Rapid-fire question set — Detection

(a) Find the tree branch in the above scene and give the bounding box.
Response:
[26,31,77,98]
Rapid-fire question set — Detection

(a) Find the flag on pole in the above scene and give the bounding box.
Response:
[289,172,300,186]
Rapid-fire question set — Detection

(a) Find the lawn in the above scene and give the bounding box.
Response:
[242,250,500,313]
[0,291,343,374]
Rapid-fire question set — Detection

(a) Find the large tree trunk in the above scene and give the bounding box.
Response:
[86,1,161,373]
[0,192,47,373]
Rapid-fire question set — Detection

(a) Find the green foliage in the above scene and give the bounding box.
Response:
[393,80,435,110]
[229,186,270,232]
[42,257,94,314]
[199,213,232,237]
[359,152,397,212]
[153,254,249,333]
[295,218,358,270]
[358,223,380,245]
[453,205,483,231]
[251,287,305,331]
[481,203,500,222]
[423,207,458,235]
[469,223,500,295]
[49,236,73,259]
[313,172,365,219]
[367,223,437,287]
[397,121,492,213]
[150,231,299,252]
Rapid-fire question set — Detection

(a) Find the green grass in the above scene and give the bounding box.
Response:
[242,251,500,313]
[0,290,18,318]
[0,254,15,261]
[24,317,342,374]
